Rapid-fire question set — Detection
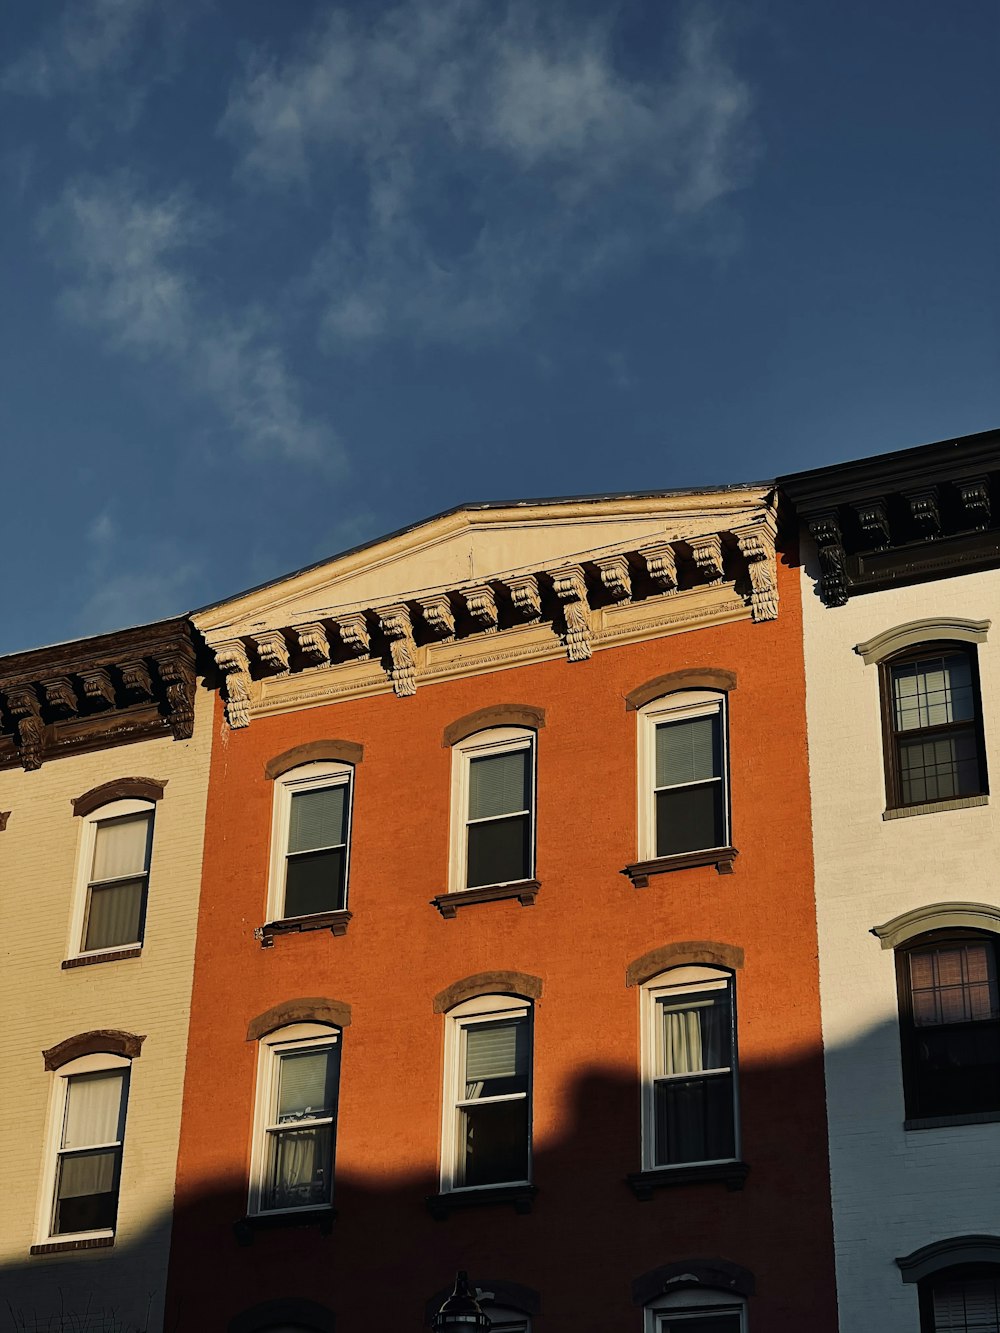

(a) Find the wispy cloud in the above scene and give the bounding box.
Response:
[43,175,340,467]
[222,1,756,344]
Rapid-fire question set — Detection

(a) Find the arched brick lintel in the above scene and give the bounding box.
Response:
[631,1259,755,1306]
[72,778,166,817]
[626,942,744,988]
[265,741,363,780]
[43,1029,145,1071]
[228,1297,336,1333]
[625,669,737,712]
[433,971,543,1013]
[246,998,352,1042]
[424,1279,541,1325]
[896,1235,1000,1283]
[443,705,545,748]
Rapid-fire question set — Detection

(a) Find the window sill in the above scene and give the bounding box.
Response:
[255,910,352,946]
[430,880,540,918]
[233,1207,336,1245]
[905,1109,1000,1131]
[622,848,738,886]
[426,1184,536,1219]
[62,946,142,970]
[30,1235,114,1256]
[883,794,988,821]
[626,1161,749,1199]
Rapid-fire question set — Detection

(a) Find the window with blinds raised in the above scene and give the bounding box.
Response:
[897,932,1000,1120]
[880,645,987,810]
[642,966,739,1171]
[638,692,729,861]
[922,1272,1000,1333]
[443,996,532,1192]
[450,729,535,892]
[50,1067,129,1236]
[269,763,354,921]
[251,1028,341,1216]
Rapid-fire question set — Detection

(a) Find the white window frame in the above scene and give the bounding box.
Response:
[67,798,155,960]
[449,728,536,893]
[640,966,740,1172]
[637,691,729,861]
[441,994,532,1194]
[248,1022,341,1218]
[35,1052,131,1245]
[644,1288,747,1332]
[267,762,354,922]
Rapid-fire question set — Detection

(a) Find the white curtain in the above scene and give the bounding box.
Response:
[63,1071,125,1149]
[92,814,151,881]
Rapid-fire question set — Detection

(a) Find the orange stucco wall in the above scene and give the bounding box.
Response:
[167,553,836,1331]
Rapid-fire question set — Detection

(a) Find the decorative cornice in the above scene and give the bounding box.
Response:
[872,902,1000,950]
[0,619,196,768]
[855,616,990,665]
[896,1235,1000,1283]
[246,998,352,1041]
[198,506,780,725]
[432,971,543,1013]
[43,1029,145,1070]
[72,777,166,817]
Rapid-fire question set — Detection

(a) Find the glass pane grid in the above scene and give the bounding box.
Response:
[910,945,1000,1027]
[892,654,974,732]
[898,730,979,804]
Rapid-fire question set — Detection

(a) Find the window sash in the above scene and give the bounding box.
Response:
[82,812,152,952]
[276,773,353,919]
[447,1009,531,1191]
[254,1037,340,1215]
[459,738,535,889]
[50,1070,128,1238]
[642,699,729,859]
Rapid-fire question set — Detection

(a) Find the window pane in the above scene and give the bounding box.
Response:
[910,945,1000,1027]
[283,847,346,917]
[892,654,974,732]
[656,783,724,856]
[467,814,530,887]
[288,786,347,854]
[659,991,730,1075]
[276,1049,336,1122]
[83,878,144,951]
[658,1316,742,1333]
[263,1124,333,1210]
[654,1072,735,1165]
[898,730,981,804]
[460,1099,529,1186]
[91,813,151,882]
[53,1148,119,1234]
[465,1019,528,1097]
[932,1277,1000,1331]
[469,750,530,821]
[656,714,720,789]
[63,1071,125,1149]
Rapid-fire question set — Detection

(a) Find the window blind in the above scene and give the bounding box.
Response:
[63,1072,125,1149]
[933,1277,1000,1331]
[92,814,151,882]
[465,1020,528,1084]
[469,751,529,821]
[893,654,974,731]
[277,1049,334,1120]
[656,715,719,789]
[288,786,347,854]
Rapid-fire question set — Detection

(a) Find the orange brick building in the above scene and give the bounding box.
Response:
[167,489,837,1333]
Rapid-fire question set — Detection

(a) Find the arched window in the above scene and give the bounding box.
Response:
[637,691,729,861]
[69,797,155,958]
[920,1267,1000,1332]
[449,728,536,892]
[267,761,355,922]
[249,1022,342,1217]
[895,929,1000,1122]
[441,994,533,1194]
[645,1288,746,1332]
[640,966,739,1171]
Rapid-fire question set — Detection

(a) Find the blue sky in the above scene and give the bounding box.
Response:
[1,0,997,654]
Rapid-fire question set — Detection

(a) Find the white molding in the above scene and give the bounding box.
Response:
[636,691,728,861]
[266,762,353,922]
[66,799,154,962]
[854,616,991,665]
[872,901,1000,949]
[448,728,535,895]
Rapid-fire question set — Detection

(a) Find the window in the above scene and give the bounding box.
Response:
[249,1024,341,1216]
[39,1054,130,1242]
[638,692,729,860]
[641,967,738,1169]
[920,1268,1000,1332]
[881,644,987,809]
[450,729,535,891]
[70,800,154,956]
[482,1308,529,1333]
[897,932,1000,1120]
[442,995,532,1192]
[268,763,354,920]
[645,1289,746,1332]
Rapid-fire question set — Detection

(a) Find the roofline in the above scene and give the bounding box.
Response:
[191,480,774,618]
[0,614,189,673]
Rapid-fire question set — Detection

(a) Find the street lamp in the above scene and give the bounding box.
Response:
[432,1271,492,1332]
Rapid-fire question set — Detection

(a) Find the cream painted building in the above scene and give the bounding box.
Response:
[783,430,1000,1333]
[0,617,210,1331]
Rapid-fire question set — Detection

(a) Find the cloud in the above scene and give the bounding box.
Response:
[76,556,203,637]
[3,0,154,97]
[222,1,756,344]
[43,175,340,467]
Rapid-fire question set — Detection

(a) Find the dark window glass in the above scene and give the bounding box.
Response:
[282,784,349,917]
[262,1044,339,1212]
[654,713,725,855]
[926,1273,1000,1332]
[658,1317,742,1333]
[465,747,532,887]
[467,815,530,887]
[885,648,986,808]
[901,938,1000,1118]
[458,1017,530,1186]
[653,985,736,1165]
